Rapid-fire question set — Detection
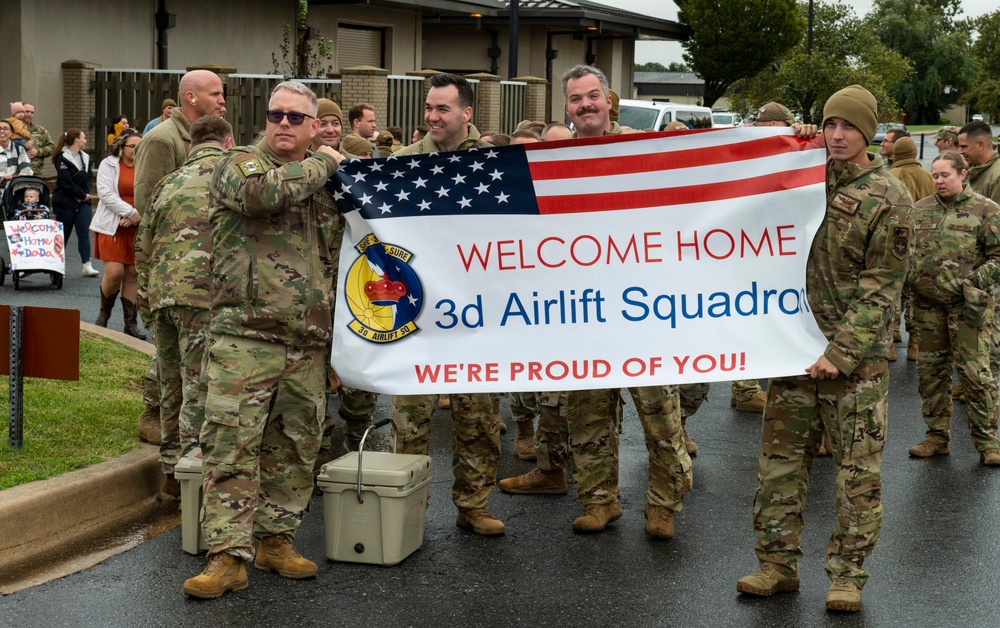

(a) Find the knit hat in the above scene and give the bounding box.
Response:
[376,130,394,146]
[161,98,177,110]
[755,102,795,125]
[934,125,959,142]
[822,85,878,144]
[610,89,620,122]
[893,136,917,161]
[341,134,372,157]
[316,98,343,125]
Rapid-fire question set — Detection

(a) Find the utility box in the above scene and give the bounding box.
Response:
[316,451,431,566]
[174,447,208,555]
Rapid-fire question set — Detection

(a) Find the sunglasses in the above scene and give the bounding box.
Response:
[266,110,315,125]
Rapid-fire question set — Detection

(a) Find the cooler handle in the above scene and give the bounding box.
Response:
[357,418,392,503]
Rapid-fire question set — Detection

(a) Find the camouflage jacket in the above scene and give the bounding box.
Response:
[135,142,226,322]
[889,159,934,204]
[395,124,489,155]
[968,152,1000,205]
[134,108,192,214]
[810,153,914,374]
[208,138,342,349]
[907,184,1000,308]
[27,122,54,174]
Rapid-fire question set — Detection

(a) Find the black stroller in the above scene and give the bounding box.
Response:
[1,175,64,290]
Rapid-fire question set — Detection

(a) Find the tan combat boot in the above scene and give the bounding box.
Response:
[908,437,950,458]
[643,503,674,539]
[493,396,506,433]
[826,578,862,612]
[888,345,897,361]
[254,535,318,579]
[906,336,918,361]
[137,405,161,445]
[572,502,622,533]
[513,421,536,460]
[158,473,180,502]
[732,389,767,413]
[981,449,1000,466]
[736,562,800,596]
[438,394,451,409]
[183,553,248,599]
[456,507,505,535]
[498,468,567,494]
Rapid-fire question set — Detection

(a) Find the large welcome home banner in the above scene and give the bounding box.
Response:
[330,127,829,394]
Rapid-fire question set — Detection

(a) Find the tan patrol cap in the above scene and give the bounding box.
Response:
[755,102,795,125]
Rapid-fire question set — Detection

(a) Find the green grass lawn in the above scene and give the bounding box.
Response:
[0,331,149,490]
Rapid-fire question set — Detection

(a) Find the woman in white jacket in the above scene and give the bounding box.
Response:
[92,129,145,338]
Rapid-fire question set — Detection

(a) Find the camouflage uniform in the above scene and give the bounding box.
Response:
[889,153,934,346]
[26,122,54,175]
[200,139,342,560]
[679,383,710,420]
[731,379,763,403]
[389,124,502,511]
[967,153,1000,386]
[908,185,1000,452]
[510,391,539,426]
[752,153,913,589]
[135,142,225,474]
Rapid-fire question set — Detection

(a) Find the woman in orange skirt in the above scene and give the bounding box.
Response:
[91,129,145,338]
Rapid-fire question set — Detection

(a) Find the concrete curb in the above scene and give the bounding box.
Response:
[0,321,168,593]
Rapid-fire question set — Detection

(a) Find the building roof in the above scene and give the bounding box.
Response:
[635,71,704,85]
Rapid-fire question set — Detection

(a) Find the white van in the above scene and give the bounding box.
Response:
[617,99,714,131]
[711,111,742,128]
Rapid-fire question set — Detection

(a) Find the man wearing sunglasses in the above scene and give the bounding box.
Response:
[183,81,345,599]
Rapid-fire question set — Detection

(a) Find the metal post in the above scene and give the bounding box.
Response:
[508,0,520,79]
[9,306,24,449]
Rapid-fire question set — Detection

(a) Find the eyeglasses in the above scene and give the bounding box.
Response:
[266,110,314,125]
[125,143,140,149]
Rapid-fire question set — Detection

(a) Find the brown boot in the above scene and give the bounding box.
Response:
[494,396,506,433]
[907,336,918,361]
[137,405,161,445]
[908,437,950,458]
[980,449,1000,466]
[183,553,248,599]
[513,421,536,461]
[826,578,862,612]
[438,394,451,409]
[644,503,675,539]
[120,297,147,340]
[572,502,622,533]
[254,535,318,579]
[888,345,897,361]
[498,468,568,494]
[456,507,505,535]
[952,383,965,402]
[158,473,180,501]
[94,287,118,327]
[737,562,800,596]
[732,390,767,413]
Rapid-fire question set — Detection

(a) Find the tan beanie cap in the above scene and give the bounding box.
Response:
[341,134,372,157]
[316,98,343,125]
[823,85,878,145]
[894,136,917,161]
[756,102,795,125]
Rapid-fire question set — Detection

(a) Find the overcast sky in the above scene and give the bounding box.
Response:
[596,0,997,65]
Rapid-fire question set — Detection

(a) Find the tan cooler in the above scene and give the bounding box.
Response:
[317,451,432,566]
[174,447,208,555]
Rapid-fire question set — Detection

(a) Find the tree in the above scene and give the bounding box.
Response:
[868,0,980,124]
[729,1,912,123]
[270,0,335,77]
[963,10,1000,120]
[635,62,669,72]
[676,0,805,107]
[666,62,691,72]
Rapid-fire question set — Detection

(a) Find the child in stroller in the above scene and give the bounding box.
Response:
[15,186,52,221]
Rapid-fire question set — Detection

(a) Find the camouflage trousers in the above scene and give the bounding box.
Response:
[912,300,1000,452]
[200,334,326,560]
[752,359,888,589]
[731,379,763,401]
[391,392,499,509]
[679,383,710,420]
[320,385,377,452]
[152,306,210,474]
[992,299,1000,387]
[538,387,692,509]
[142,355,159,408]
[510,391,539,425]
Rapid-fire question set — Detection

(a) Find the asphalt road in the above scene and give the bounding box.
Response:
[2,225,999,627]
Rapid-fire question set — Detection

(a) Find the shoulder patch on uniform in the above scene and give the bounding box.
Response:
[831,191,861,215]
[891,224,910,261]
[232,152,265,177]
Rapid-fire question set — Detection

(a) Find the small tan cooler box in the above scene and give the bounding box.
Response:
[174,446,208,555]
[316,451,431,566]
